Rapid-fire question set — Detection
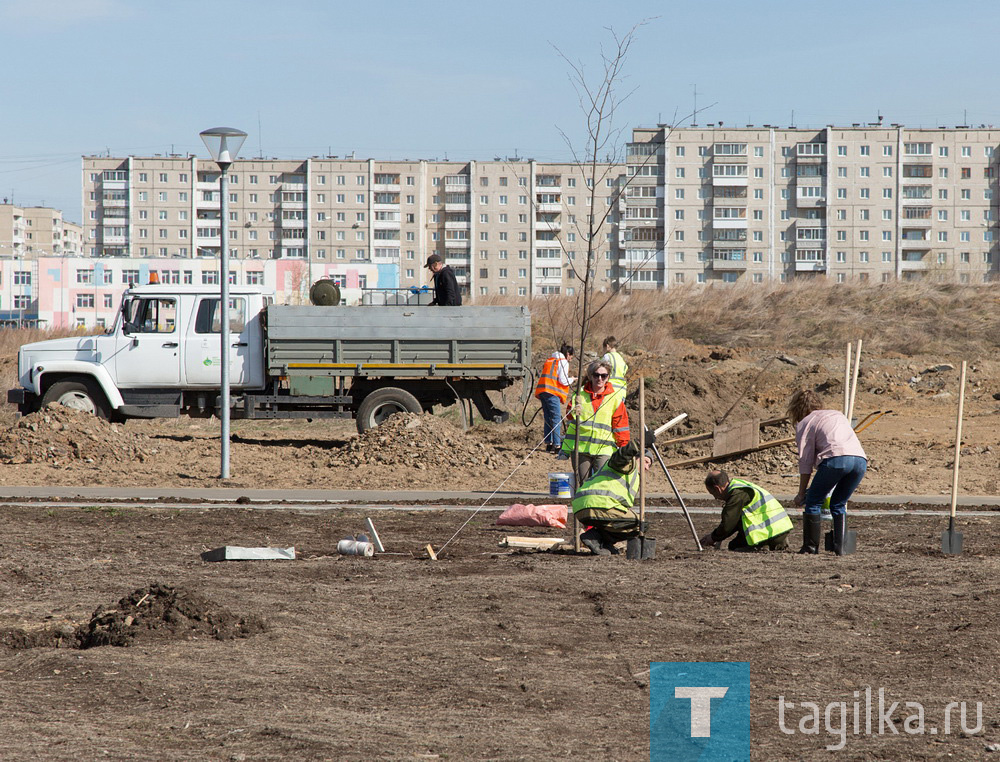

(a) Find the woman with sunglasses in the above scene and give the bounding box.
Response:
[560,359,630,488]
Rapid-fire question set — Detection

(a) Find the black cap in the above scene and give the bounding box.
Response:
[425,254,443,268]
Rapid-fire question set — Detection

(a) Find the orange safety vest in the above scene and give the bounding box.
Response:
[534,356,569,404]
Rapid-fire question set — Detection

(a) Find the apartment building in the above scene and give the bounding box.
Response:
[82,156,622,299]
[621,124,1000,287]
[0,204,82,260]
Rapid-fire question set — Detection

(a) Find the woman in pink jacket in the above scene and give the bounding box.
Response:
[787,389,867,556]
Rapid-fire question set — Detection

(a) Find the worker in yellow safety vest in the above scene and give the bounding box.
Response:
[534,344,575,453]
[701,469,793,551]
[559,359,630,486]
[572,439,652,555]
[602,336,629,394]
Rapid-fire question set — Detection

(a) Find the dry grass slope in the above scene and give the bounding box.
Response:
[481,282,1000,359]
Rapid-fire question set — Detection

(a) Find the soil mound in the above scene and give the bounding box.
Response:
[0,405,155,465]
[337,413,512,470]
[75,583,267,649]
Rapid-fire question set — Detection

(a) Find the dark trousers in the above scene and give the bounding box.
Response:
[574,506,640,544]
[728,529,790,552]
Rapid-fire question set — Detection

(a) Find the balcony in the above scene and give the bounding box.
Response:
[372,183,401,193]
[795,144,826,161]
[796,187,826,207]
[794,251,827,272]
[712,209,748,229]
[899,234,931,249]
[444,181,470,194]
[536,219,562,232]
[444,238,470,249]
[444,220,469,230]
[444,202,470,212]
[373,219,400,231]
[711,166,748,186]
[901,212,933,227]
[900,252,929,270]
[712,144,748,162]
[279,217,306,228]
[710,247,748,271]
[536,202,561,213]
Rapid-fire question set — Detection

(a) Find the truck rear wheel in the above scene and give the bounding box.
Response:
[355,387,422,434]
[41,379,111,420]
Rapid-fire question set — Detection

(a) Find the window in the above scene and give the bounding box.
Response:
[123,297,177,333]
[76,269,94,284]
[860,145,870,156]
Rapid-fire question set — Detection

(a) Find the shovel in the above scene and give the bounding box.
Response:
[942,361,967,555]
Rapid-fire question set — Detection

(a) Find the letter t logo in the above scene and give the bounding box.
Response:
[675,686,729,737]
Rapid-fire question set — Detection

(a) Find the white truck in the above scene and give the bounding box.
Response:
[8,284,531,433]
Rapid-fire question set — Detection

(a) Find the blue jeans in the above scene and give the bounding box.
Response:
[804,455,867,516]
[538,392,563,448]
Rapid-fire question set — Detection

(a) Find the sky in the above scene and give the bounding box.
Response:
[2,0,999,223]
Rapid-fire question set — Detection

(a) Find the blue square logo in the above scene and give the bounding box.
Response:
[650,662,752,761]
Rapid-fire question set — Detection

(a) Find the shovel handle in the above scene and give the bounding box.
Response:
[950,362,967,520]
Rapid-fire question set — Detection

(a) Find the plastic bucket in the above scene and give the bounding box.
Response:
[549,472,573,498]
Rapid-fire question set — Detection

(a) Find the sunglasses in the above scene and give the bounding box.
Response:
[592,372,609,379]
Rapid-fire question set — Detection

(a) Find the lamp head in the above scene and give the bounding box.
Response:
[199,127,247,168]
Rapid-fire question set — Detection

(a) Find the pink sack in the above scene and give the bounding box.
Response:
[496,503,568,529]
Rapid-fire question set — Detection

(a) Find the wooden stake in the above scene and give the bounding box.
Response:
[639,376,646,532]
[425,544,438,561]
[950,361,968,517]
[847,339,862,423]
[844,342,853,416]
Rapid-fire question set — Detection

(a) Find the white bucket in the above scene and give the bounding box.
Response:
[549,472,573,498]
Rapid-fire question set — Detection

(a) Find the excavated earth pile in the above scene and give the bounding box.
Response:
[0,405,155,465]
[0,584,267,651]
[335,412,515,472]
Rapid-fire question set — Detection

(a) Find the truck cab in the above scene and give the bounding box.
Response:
[10,284,273,419]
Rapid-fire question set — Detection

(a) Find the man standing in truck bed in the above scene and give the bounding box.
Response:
[425,254,462,306]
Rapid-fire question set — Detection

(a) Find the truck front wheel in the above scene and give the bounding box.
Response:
[355,387,422,434]
[41,380,112,420]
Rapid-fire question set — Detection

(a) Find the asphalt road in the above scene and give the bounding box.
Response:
[0,485,997,513]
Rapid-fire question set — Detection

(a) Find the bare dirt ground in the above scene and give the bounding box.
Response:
[0,347,998,759]
[1,507,999,760]
[0,347,995,498]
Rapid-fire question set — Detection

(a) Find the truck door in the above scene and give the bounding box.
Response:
[183,296,262,387]
[114,296,182,385]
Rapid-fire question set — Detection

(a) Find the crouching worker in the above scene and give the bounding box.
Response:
[572,440,650,556]
[700,469,793,552]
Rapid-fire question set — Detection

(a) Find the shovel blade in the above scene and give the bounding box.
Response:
[941,529,964,555]
[626,536,657,561]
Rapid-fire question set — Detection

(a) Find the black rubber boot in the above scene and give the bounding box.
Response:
[798,514,822,555]
[832,514,856,555]
[580,528,611,556]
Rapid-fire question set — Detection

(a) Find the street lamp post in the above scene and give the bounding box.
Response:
[200,127,247,479]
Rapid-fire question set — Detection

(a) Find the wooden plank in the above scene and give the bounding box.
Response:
[425,544,438,561]
[712,417,760,458]
[499,536,566,549]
